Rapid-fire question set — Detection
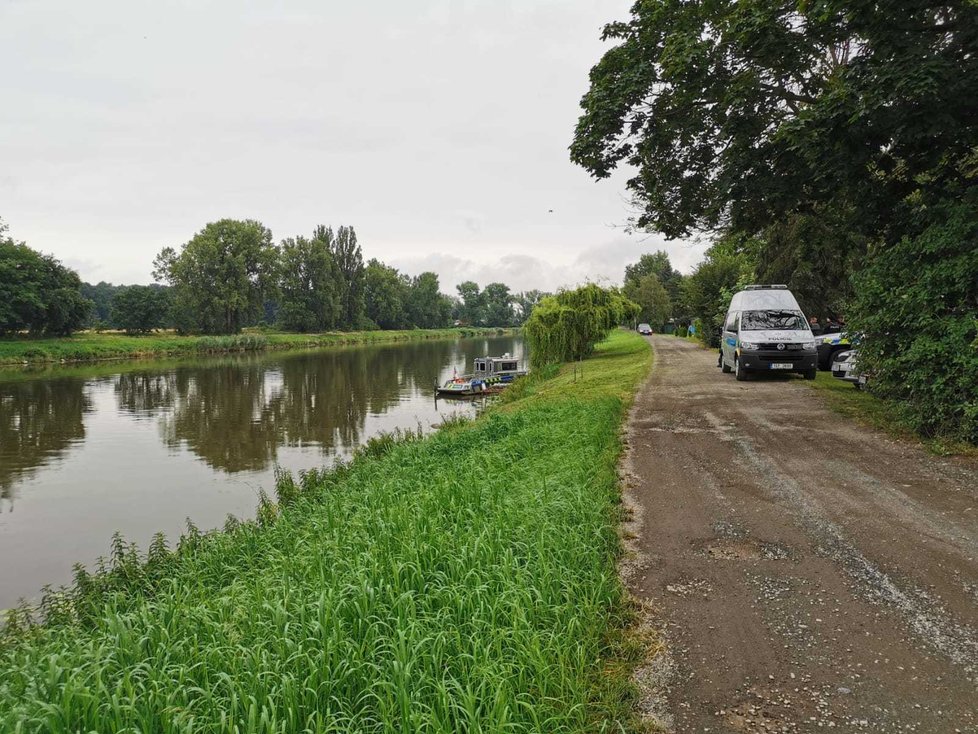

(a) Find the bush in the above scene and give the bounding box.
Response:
[194,334,268,353]
[850,196,978,443]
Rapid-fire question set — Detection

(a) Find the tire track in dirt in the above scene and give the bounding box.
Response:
[621,335,978,733]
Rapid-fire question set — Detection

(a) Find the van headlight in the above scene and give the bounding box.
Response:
[739,341,759,350]
[802,340,816,350]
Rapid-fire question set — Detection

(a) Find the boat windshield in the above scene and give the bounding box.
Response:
[741,310,808,331]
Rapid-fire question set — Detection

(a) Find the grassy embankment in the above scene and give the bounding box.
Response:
[808,371,977,456]
[0,327,512,366]
[0,330,653,733]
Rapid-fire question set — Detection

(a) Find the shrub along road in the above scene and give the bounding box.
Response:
[623,336,978,732]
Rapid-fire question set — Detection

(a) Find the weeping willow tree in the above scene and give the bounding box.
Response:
[523,283,639,367]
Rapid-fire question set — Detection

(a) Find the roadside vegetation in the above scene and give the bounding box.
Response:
[0,328,651,732]
[809,372,978,457]
[0,327,512,366]
[573,1,978,445]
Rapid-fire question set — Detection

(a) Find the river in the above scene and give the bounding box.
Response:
[0,335,526,609]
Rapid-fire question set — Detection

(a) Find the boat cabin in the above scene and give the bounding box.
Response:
[473,355,520,376]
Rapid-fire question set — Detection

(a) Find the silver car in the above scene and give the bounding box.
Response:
[831,349,867,389]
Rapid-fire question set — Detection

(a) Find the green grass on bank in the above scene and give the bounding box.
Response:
[808,371,977,456]
[0,327,512,365]
[0,330,653,733]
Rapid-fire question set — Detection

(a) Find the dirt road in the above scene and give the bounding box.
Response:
[622,336,978,733]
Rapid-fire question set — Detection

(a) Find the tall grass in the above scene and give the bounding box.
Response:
[0,331,651,733]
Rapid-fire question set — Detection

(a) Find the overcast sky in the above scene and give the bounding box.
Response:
[1,0,706,292]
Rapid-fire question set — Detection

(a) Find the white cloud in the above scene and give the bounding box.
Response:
[0,0,705,288]
[389,233,711,295]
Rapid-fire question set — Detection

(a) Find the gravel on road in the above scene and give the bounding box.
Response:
[621,335,978,733]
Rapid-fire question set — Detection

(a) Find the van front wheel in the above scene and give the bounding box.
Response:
[735,357,749,381]
[721,359,732,374]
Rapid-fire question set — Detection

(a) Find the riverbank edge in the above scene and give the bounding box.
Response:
[0,330,653,731]
[0,327,517,366]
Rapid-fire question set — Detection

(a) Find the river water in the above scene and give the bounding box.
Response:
[0,335,525,609]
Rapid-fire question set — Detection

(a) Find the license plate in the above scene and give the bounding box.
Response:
[770,363,793,369]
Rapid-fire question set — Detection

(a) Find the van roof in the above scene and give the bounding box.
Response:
[728,286,802,312]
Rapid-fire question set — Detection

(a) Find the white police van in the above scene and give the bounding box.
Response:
[719,285,818,381]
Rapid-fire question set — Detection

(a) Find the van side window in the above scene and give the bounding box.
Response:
[724,311,738,332]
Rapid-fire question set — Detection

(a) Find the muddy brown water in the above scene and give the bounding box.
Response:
[624,335,978,733]
[0,335,525,609]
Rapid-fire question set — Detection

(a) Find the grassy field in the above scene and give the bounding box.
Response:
[0,330,652,733]
[0,327,512,365]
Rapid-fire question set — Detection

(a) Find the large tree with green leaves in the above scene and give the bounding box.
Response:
[332,226,365,330]
[848,193,978,441]
[574,0,978,440]
[625,252,679,292]
[278,233,342,332]
[680,239,754,347]
[81,281,123,328]
[406,272,451,329]
[513,290,548,325]
[483,282,515,327]
[456,281,486,326]
[572,0,978,242]
[111,285,171,334]
[153,219,279,334]
[624,274,671,330]
[0,219,92,336]
[524,284,640,367]
[363,259,409,330]
[624,251,685,322]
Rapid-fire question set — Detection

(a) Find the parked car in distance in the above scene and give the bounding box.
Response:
[831,349,867,389]
[638,323,653,335]
[719,285,818,381]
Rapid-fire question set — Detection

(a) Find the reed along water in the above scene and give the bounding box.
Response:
[0,335,526,609]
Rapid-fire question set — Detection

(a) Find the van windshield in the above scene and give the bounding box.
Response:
[741,310,808,331]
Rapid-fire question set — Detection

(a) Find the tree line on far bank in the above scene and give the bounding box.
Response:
[1,217,543,337]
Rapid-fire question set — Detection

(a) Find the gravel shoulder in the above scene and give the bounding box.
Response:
[622,335,978,733]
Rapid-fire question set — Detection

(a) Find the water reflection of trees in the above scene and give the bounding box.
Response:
[0,338,524,501]
[116,338,522,474]
[115,372,175,416]
[0,379,90,503]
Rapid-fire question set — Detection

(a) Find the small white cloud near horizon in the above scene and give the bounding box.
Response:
[388,235,711,295]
